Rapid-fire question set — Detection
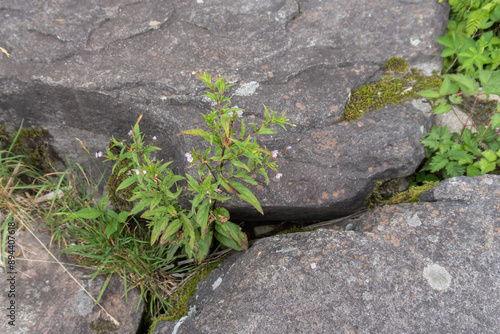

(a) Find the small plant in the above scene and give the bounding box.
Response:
[104,73,294,264]
[418,71,500,177]
[437,0,500,74]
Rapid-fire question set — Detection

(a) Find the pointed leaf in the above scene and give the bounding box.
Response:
[229,180,263,214]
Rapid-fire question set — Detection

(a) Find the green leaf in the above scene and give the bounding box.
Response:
[64,207,101,221]
[219,176,241,195]
[418,89,441,98]
[474,158,496,174]
[444,161,466,177]
[448,94,463,104]
[181,213,196,251]
[439,77,460,96]
[433,100,452,115]
[429,155,449,173]
[491,113,500,129]
[194,231,212,263]
[105,220,119,238]
[446,74,480,96]
[240,120,246,139]
[436,36,455,49]
[228,180,264,214]
[482,150,497,162]
[196,200,211,240]
[255,127,277,135]
[158,218,182,245]
[466,165,481,177]
[116,175,138,191]
[179,129,217,144]
[232,160,250,172]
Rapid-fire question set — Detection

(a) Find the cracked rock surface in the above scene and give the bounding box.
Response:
[0,0,449,220]
[154,175,500,333]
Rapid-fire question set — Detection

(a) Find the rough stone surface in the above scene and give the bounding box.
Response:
[154,175,499,333]
[0,0,449,221]
[0,220,143,334]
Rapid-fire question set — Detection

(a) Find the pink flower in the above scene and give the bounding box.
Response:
[185,152,194,163]
[286,146,292,150]
[135,169,140,175]
[95,151,103,158]
[152,136,157,141]
[272,150,279,158]
[128,130,133,136]
[275,173,283,179]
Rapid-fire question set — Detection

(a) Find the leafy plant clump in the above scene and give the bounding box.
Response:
[437,0,500,74]
[102,72,294,264]
[418,68,500,178]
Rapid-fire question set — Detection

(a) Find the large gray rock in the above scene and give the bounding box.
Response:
[153,175,499,333]
[0,220,143,334]
[0,0,449,221]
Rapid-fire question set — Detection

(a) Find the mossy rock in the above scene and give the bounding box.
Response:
[0,123,57,173]
[341,58,442,122]
[365,178,439,209]
[148,258,226,334]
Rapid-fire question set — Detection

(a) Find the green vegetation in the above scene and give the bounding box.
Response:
[341,62,442,122]
[417,0,500,179]
[2,73,293,326]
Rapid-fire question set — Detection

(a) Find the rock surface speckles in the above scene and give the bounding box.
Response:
[154,175,499,333]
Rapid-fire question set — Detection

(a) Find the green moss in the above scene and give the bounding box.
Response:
[383,181,439,205]
[385,57,409,74]
[15,127,54,172]
[89,316,119,334]
[276,225,320,235]
[365,179,439,209]
[341,59,442,122]
[148,258,227,334]
[0,124,10,149]
[0,123,56,172]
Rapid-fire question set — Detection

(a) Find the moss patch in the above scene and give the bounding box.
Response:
[276,224,320,235]
[0,123,57,172]
[366,179,439,209]
[89,316,119,334]
[148,257,227,334]
[385,56,409,74]
[341,60,442,122]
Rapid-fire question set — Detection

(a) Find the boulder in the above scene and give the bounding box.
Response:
[0,0,449,221]
[153,175,499,333]
[0,219,143,334]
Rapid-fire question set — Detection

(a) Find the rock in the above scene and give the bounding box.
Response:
[0,0,449,221]
[153,175,499,333]
[0,220,143,334]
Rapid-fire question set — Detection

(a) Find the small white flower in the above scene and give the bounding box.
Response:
[152,136,157,141]
[185,152,194,163]
[135,169,140,175]
[275,173,283,179]
[143,170,147,174]
[286,146,292,150]
[272,150,279,158]
[95,151,103,158]
[128,130,133,136]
